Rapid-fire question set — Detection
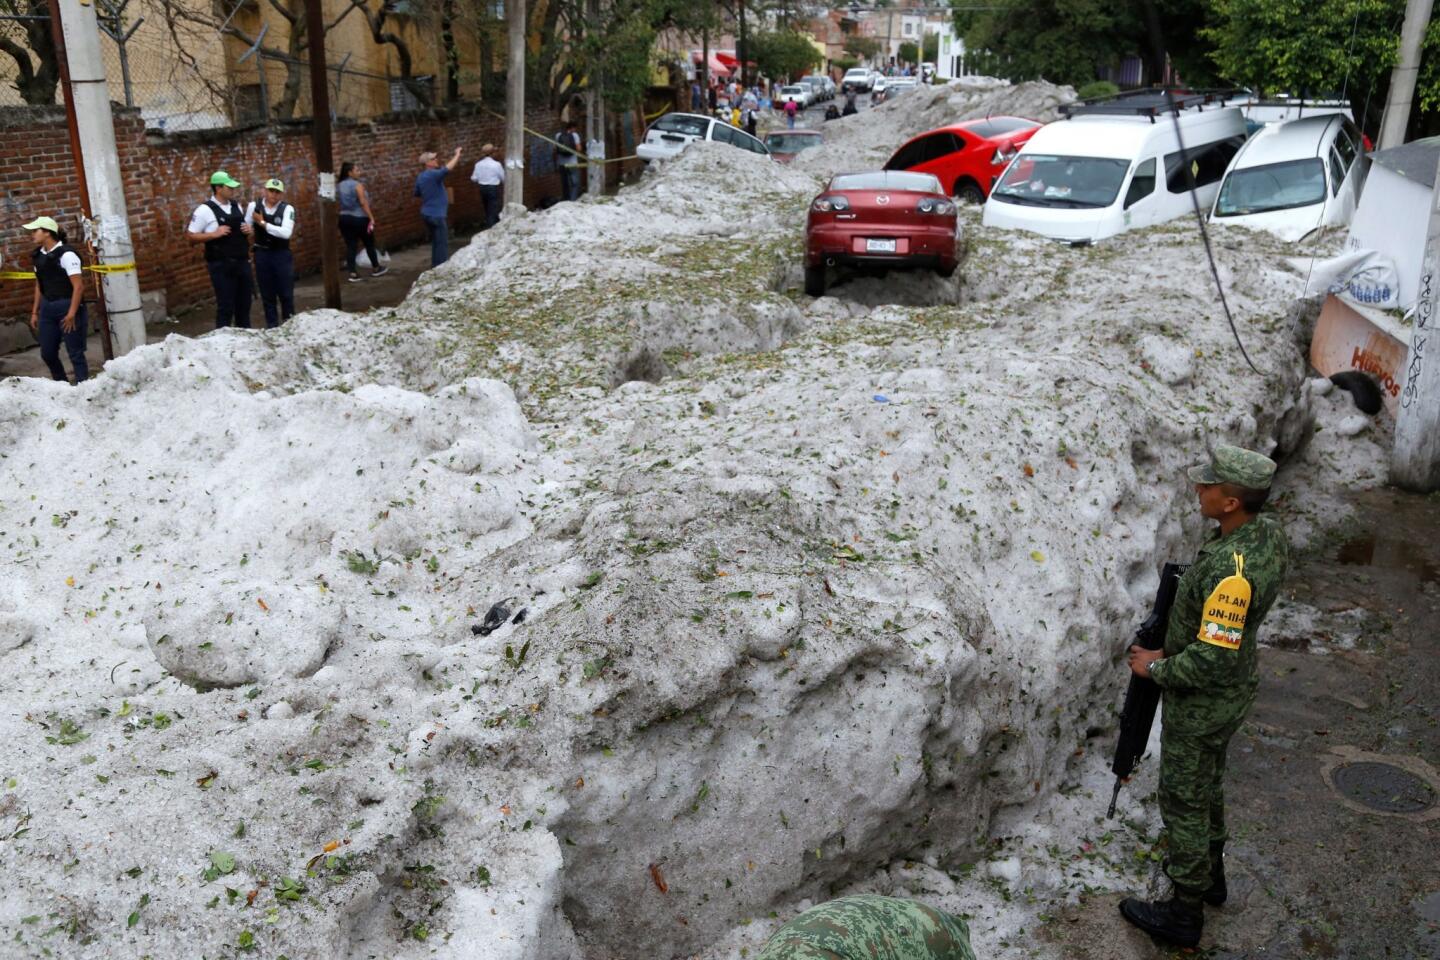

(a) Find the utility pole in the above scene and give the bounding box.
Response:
[1378,0,1434,150]
[50,0,144,357]
[504,0,526,213]
[585,0,605,198]
[304,0,340,309]
[1390,154,1440,491]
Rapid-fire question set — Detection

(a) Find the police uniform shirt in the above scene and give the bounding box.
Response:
[40,247,83,283]
[187,200,240,237]
[242,200,297,244]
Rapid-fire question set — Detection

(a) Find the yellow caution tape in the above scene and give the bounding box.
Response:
[0,262,136,281]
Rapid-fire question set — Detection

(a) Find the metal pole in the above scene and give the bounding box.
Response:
[503,0,525,213]
[304,0,341,309]
[1377,0,1434,149]
[1390,154,1440,490]
[51,0,148,359]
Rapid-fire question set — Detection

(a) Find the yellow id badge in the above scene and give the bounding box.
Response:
[1197,554,1250,650]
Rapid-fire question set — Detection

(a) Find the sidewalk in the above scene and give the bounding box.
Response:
[1042,485,1440,957]
[0,228,476,382]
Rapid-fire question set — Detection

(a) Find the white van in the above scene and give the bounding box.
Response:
[982,92,1249,243]
[1209,114,1367,241]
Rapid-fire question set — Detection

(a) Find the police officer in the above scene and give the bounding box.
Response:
[23,215,88,383]
[755,895,975,960]
[1121,444,1290,947]
[186,170,254,329]
[245,178,296,328]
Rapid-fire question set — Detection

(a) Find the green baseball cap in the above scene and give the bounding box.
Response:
[1186,444,1276,489]
[209,170,242,188]
[23,216,59,233]
[264,178,285,192]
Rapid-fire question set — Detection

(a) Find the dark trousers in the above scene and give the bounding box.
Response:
[253,247,294,329]
[207,258,253,329]
[479,184,501,229]
[560,166,581,201]
[339,214,379,274]
[38,297,88,383]
[424,215,449,267]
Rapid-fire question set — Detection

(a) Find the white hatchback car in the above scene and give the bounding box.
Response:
[1210,113,1367,241]
[636,112,770,162]
[777,85,812,108]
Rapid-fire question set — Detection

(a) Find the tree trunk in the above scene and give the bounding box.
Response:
[441,0,459,103]
[0,0,61,104]
[276,6,306,119]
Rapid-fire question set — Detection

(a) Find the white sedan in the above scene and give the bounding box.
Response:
[777,85,812,108]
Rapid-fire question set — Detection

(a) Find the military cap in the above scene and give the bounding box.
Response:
[1186,444,1276,489]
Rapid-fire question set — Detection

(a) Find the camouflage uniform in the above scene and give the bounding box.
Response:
[754,895,976,960]
[1147,447,1290,900]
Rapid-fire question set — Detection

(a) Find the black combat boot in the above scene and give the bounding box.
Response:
[1203,842,1227,906]
[1118,893,1203,947]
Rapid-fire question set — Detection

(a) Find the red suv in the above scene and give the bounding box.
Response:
[884,116,1042,204]
[804,170,958,296]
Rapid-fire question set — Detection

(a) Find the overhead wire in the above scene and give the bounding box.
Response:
[1139,0,1266,377]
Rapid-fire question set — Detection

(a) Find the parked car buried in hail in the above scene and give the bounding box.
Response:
[804,170,959,296]
[1209,113,1367,241]
[637,112,771,162]
[765,129,823,163]
[885,115,1041,204]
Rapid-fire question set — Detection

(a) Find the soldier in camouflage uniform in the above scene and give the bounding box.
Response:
[755,894,976,960]
[1121,444,1290,947]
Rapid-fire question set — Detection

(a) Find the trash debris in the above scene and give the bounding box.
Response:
[511,608,528,625]
[471,598,515,636]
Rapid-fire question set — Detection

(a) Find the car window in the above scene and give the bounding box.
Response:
[886,138,930,170]
[737,130,767,154]
[832,171,942,192]
[1341,116,1364,153]
[1124,158,1156,209]
[966,118,1039,138]
[652,114,709,138]
[1214,158,1326,215]
[712,123,739,146]
[1333,124,1357,171]
[1164,135,1246,192]
[1329,147,1345,196]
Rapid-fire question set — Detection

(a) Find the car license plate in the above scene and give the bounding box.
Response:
[866,238,897,253]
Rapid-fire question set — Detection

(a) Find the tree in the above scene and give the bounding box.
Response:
[750,27,820,81]
[921,30,937,64]
[897,40,918,65]
[0,0,59,104]
[1204,0,1439,127]
[843,34,880,63]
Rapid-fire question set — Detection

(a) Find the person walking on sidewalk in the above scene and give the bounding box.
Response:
[186,170,254,329]
[555,122,583,202]
[1120,445,1290,948]
[414,147,462,267]
[470,144,505,230]
[337,161,388,282]
[245,178,296,328]
[24,216,88,384]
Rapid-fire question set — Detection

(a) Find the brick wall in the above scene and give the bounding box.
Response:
[0,103,616,323]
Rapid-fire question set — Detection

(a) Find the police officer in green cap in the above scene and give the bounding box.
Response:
[1121,444,1290,947]
[755,895,975,960]
[186,170,254,329]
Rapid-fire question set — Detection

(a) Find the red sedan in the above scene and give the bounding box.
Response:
[804,170,958,296]
[883,116,1042,204]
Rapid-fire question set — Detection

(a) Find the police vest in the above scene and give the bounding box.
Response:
[203,199,250,262]
[252,201,290,252]
[32,242,80,302]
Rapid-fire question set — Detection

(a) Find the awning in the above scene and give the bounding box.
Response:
[691,51,734,76]
[714,52,738,67]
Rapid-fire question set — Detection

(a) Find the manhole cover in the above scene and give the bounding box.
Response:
[1332,761,1437,813]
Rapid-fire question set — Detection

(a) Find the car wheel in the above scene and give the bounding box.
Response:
[1330,370,1383,415]
[955,181,985,205]
[804,265,827,297]
[936,263,957,279]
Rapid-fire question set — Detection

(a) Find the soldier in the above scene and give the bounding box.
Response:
[755,894,975,960]
[1121,444,1290,947]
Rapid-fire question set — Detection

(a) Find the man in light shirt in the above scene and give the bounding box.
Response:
[186,170,255,329]
[470,143,505,230]
[244,178,297,328]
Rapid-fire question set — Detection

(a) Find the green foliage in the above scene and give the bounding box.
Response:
[834,56,859,72]
[1077,80,1120,100]
[1205,0,1439,116]
[955,0,1142,87]
[922,32,939,64]
[897,41,919,65]
[750,29,822,81]
[844,35,881,61]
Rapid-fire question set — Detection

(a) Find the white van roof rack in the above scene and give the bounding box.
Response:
[1059,88,1246,123]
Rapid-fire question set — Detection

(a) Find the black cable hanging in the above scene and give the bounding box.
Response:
[1140,0,1266,377]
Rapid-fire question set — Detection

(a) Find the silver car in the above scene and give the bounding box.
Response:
[637,112,770,161]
